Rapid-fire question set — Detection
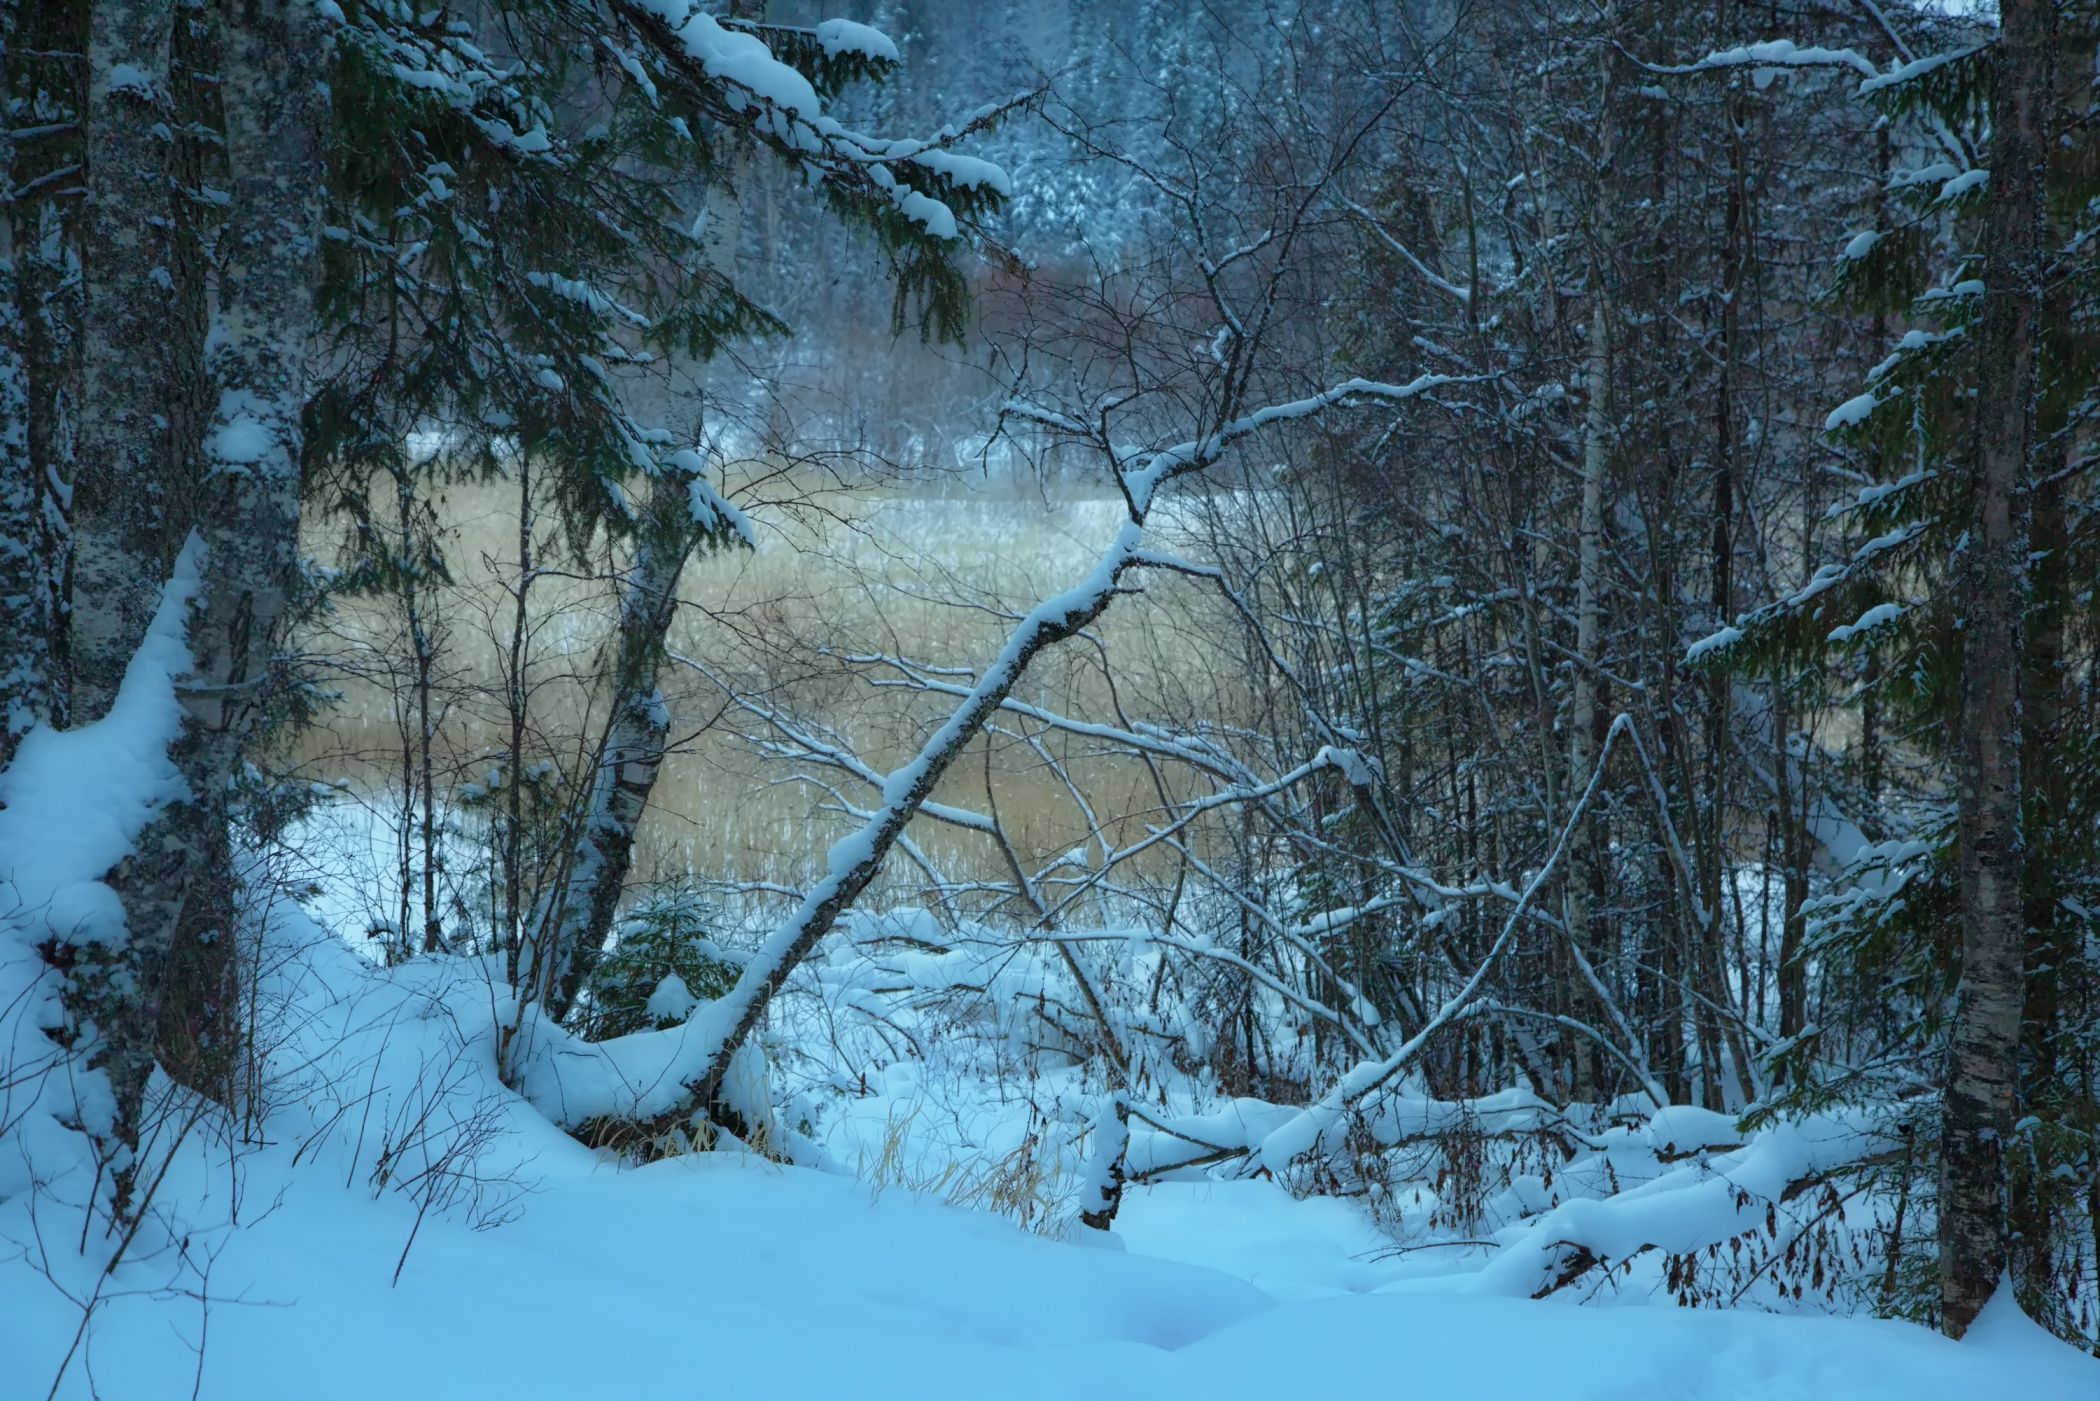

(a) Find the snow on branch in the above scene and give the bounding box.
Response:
[1244,714,1639,1175]
[1338,198,1472,303]
[1124,375,1473,517]
[1631,38,1879,82]
[1630,34,1993,103]
[611,0,1018,243]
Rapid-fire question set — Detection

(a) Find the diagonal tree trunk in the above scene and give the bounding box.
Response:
[589,373,1463,1141]
[1938,0,2052,1340]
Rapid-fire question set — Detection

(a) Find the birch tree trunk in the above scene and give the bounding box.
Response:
[70,0,175,724]
[1938,0,2051,1339]
[98,0,328,1218]
[1705,23,1757,1107]
[1559,27,1616,1102]
[1564,286,1608,1099]
[540,158,748,1019]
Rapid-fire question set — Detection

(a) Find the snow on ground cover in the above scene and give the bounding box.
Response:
[1,901,2095,1398]
[4,1114,2090,1397]
[4,745,2096,1398]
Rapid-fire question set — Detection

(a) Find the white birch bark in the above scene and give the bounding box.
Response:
[1564,54,1614,1096]
[1563,287,1610,1099]
[537,158,751,1018]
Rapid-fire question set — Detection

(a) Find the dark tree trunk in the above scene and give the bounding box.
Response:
[0,0,86,766]
[71,0,177,724]
[99,0,327,1219]
[2007,18,2095,1319]
[1939,0,2051,1340]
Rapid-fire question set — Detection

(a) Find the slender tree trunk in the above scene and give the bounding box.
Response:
[1559,31,1620,1103]
[1706,41,1757,1107]
[2008,18,2094,1317]
[1939,0,2051,1339]
[1773,688,1810,1053]
[502,448,535,993]
[1650,847,1688,1103]
[1564,280,1609,1100]
[542,156,748,1018]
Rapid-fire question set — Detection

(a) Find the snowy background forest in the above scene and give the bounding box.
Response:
[2,0,2098,1396]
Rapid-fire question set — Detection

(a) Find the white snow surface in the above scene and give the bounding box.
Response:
[1825,390,1881,431]
[0,548,201,1173]
[3,911,2092,1399]
[813,17,899,63]
[0,900,2093,1398]
[0,545,199,951]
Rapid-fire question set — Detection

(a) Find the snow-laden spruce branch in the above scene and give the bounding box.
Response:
[606,0,1030,240]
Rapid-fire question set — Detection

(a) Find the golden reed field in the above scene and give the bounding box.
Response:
[286,462,1253,932]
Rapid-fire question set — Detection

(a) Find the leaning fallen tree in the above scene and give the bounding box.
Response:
[507,370,1470,1143]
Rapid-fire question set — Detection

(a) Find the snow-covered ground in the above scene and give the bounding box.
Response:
[1,601,2093,1399]
[3,1103,2089,1400]
[4,1124,2088,1399]
[2,915,2092,1400]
